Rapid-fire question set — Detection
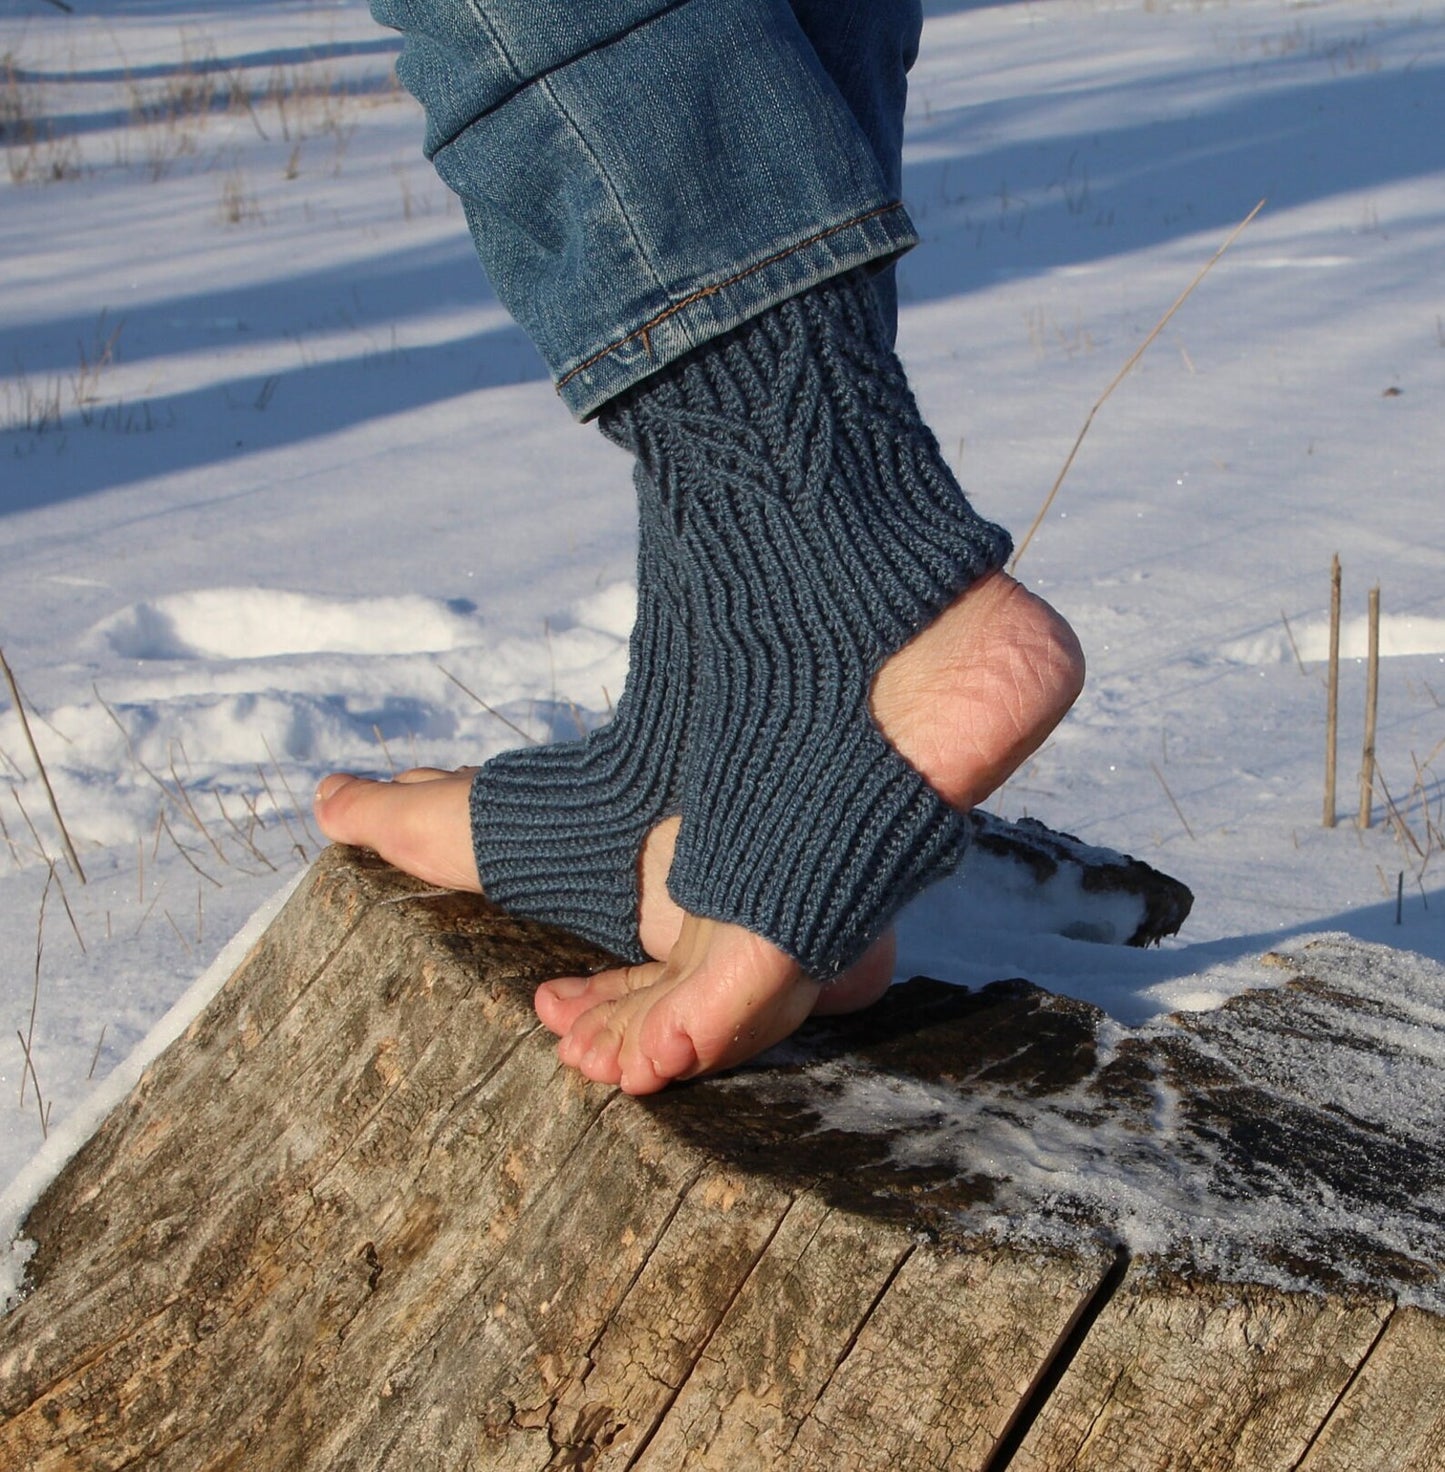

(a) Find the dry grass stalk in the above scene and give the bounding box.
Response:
[162,907,195,957]
[96,685,236,863]
[214,792,278,872]
[16,1032,50,1138]
[1279,610,1308,676]
[1150,760,1197,841]
[260,734,320,852]
[1375,768,1425,861]
[0,803,20,866]
[439,663,538,745]
[159,812,222,889]
[1358,584,1380,829]
[1010,199,1266,571]
[12,788,52,864]
[20,864,52,1114]
[169,755,229,866]
[372,723,397,776]
[1324,555,1341,827]
[51,868,87,954]
[1,646,85,881]
[134,886,163,937]
[87,1024,107,1082]
[255,763,308,862]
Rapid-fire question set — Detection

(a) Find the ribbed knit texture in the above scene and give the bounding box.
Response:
[600,269,1013,979]
[468,466,689,963]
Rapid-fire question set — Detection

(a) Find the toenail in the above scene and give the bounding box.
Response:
[314,773,352,805]
[544,976,588,1000]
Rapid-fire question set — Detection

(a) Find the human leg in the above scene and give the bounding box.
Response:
[329,0,933,967]
[369,0,918,416]
[320,0,1086,1090]
[601,271,1013,978]
[532,275,1084,1092]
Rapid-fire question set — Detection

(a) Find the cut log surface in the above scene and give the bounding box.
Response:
[1,846,1443,1471]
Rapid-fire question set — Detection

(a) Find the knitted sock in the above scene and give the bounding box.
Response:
[468,466,690,963]
[600,270,1013,980]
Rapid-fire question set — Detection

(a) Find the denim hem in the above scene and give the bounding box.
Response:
[557,201,918,420]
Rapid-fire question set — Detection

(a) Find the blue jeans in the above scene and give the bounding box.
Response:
[370,0,923,418]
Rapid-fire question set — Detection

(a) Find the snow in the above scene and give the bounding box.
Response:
[771,935,1445,1309]
[1,0,1442,1301]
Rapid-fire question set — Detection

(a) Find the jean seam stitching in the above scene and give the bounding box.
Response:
[432,0,694,156]
[556,201,907,394]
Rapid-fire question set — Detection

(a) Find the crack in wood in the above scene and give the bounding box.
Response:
[1290,1304,1398,1471]
[783,1238,918,1448]
[980,1246,1132,1471]
[619,1190,801,1470]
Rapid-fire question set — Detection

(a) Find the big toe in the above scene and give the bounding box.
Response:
[313,770,481,892]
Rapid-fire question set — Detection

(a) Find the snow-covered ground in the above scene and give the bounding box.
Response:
[1,0,1442,1245]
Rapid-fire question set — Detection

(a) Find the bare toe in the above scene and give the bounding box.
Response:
[539,916,823,1095]
[313,769,481,892]
[534,966,642,1036]
[537,922,894,1047]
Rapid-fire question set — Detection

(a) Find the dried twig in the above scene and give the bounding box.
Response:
[1,647,85,882]
[1150,760,1197,841]
[1324,555,1341,828]
[1011,199,1265,571]
[1359,585,1380,829]
[438,664,538,746]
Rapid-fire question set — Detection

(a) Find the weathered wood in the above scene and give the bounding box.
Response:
[1,844,1441,1471]
[1010,1275,1390,1471]
[0,849,1110,1470]
[1297,1308,1445,1471]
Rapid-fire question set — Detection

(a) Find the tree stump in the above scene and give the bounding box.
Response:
[1,845,1442,1470]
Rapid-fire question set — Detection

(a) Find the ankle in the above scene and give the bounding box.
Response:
[869,572,1085,810]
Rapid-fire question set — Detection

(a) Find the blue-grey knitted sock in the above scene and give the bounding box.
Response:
[468,466,689,963]
[600,270,1013,980]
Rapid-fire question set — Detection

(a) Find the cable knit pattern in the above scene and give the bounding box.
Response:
[600,270,1012,978]
[468,466,690,962]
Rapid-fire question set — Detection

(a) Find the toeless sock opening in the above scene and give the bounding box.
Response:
[468,467,692,962]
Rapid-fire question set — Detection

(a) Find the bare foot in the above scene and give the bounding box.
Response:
[533,571,1084,1094]
[314,767,484,894]
[312,772,897,1017]
[315,571,1082,1095]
